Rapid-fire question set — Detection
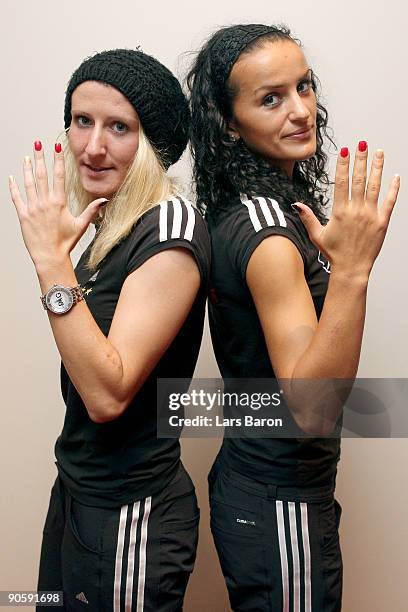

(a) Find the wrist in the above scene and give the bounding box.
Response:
[330,264,370,287]
[35,255,72,276]
[35,257,76,294]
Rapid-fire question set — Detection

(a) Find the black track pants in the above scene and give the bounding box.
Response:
[209,461,342,612]
[37,464,199,612]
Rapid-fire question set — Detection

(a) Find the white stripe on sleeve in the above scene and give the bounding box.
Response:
[258,197,276,227]
[182,199,196,241]
[159,201,169,242]
[171,198,183,239]
[241,195,262,232]
[269,198,287,227]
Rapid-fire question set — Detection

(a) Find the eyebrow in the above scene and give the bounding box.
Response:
[253,69,312,94]
[71,109,137,123]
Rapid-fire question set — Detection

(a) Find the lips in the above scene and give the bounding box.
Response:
[284,126,313,138]
[83,163,112,172]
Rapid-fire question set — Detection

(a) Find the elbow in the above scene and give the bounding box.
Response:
[295,417,338,437]
[287,397,340,437]
[285,378,343,437]
[291,405,341,438]
[86,395,130,424]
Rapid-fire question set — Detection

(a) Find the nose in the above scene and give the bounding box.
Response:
[288,92,310,122]
[85,126,107,157]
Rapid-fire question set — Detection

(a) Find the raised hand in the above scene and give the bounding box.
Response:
[294,142,400,278]
[9,141,107,269]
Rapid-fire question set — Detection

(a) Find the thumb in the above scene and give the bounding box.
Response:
[77,198,109,232]
[291,202,323,243]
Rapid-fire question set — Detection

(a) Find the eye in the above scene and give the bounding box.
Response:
[263,93,281,108]
[75,115,91,127]
[297,79,313,94]
[112,121,128,133]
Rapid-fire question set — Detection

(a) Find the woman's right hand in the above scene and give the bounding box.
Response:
[294,143,400,278]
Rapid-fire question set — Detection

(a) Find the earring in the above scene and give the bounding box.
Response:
[229,134,239,143]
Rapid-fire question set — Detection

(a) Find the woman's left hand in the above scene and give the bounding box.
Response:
[9,141,107,270]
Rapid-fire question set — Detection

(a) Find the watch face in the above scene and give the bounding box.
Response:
[46,285,74,314]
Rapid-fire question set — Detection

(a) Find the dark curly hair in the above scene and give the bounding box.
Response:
[187,24,334,224]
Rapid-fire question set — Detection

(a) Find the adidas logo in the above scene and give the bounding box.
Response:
[89,270,99,282]
[75,592,89,604]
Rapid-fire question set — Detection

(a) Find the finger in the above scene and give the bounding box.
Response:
[23,156,38,207]
[350,140,368,205]
[379,174,400,224]
[53,142,65,199]
[332,147,350,211]
[365,149,384,208]
[8,175,27,220]
[76,198,109,235]
[291,202,324,245]
[33,140,49,201]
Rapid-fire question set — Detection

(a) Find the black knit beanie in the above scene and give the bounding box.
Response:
[64,49,190,169]
[210,24,290,103]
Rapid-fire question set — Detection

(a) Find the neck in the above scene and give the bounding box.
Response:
[269,159,295,178]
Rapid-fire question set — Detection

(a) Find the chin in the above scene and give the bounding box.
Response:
[81,179,115,199]
[294,143,317,161]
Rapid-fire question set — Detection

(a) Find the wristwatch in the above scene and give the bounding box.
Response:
[40,284,84,315]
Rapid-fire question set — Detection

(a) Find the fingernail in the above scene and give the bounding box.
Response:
[24,156,31,165]
[8,175,15,183]
[340,147,349,158]
[55,142,62,153]
[99,198,109,206]
[375,149,384,159]
[358,140,367,152]
[34,140,42,152]
[291,203,302,214]
[394,174,400,181]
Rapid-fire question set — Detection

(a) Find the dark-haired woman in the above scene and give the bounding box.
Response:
[9,49,210,611]
[187,24,399,611]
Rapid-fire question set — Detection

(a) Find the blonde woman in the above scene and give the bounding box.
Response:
[9,49,210,612]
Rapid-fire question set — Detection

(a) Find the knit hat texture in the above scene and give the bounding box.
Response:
[64,49,190,169]
[210,24,284,101]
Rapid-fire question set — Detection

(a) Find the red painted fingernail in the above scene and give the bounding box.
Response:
[340,147,349,158]
[34,140,42,151]
[358,140,367,152]
[55,142,62,153]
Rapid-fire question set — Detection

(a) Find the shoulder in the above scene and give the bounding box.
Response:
[126,196,210,281]
[237,193,302,234]
[212,193,308,278]
[138,196,209,244]
[212,193,304,239]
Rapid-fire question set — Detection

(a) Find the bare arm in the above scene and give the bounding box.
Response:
[37,249,200,423]
[9,143,201,423]
[247,144,399,434]
[247,237,367,434]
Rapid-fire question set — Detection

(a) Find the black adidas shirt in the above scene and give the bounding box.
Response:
[56,198,210,507]
[209,194,340,488]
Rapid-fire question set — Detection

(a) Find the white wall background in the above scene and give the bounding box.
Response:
[1,1,407,610]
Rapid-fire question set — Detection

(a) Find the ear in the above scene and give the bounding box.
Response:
[226,120,240,142]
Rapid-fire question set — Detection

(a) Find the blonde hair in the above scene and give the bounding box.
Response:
[64,125,179,270]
